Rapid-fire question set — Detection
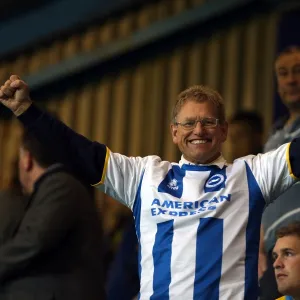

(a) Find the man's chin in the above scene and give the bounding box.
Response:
[284,98,300,110]
[277,283,291,296]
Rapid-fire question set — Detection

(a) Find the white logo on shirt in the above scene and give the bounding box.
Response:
[167,179,179,190]
[205,174,225,188]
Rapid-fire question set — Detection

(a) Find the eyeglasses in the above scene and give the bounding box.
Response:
[174,117,219,130]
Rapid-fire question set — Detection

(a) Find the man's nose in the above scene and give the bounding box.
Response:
[273,256,284,270]
[193,121,206,134]
[286,72,297,84]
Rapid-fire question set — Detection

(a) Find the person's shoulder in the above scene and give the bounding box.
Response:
[273,115,289,130]
[51,170,87,188]
[147,155,168,164]
[39,169,86,193]
[36,170,91,207]
[146,155,178,168]
[110,153,165,168]
[0,190,26,223]
[232,154,256,164]
[0,189,24,203]
[276,296,292,300]
[127,154,170,167]
[0,190,12,199]
[0,189,18,197]
[42,168,74,182]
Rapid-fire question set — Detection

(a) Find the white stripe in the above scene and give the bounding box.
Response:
[169,218,198,300]
[183,169,211,199]
[264,207,300,241]
[218,164,247,299]
[168,170,209,299]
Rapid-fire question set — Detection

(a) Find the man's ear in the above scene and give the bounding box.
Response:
[22,149,34,172]
[170,123,179,145]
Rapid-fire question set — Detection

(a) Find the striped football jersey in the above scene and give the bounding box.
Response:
[96,143,297,300]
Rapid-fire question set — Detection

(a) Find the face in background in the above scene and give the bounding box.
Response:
[227,121,261,160]
[273,235,300,297]
[18,147,32,194]
[170,99,228,164]
[275,51,300,110]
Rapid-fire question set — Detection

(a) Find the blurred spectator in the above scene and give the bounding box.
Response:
[260,45,300,300]
[102,195,132,278]
[106,219,139,300]
[102,195,139,300]
[0,161,26,246]
[0,130,105,300]
[273,222,300,300]
[227,110,263,160]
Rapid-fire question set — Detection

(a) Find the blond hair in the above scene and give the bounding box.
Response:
[172,85,226,124]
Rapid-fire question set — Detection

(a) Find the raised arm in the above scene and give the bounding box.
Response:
[0,75,107,185]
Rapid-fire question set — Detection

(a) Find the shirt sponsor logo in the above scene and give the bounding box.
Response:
[150,194,231,217]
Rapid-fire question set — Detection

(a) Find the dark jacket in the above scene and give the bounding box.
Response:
[0,190,25,246]
[0,165,105,300]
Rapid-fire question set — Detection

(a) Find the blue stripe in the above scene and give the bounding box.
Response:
[150,220,174,300]
[194,217,223,300]
[158,165,185,198]
[244,163,265,300]
[132,171,145,300]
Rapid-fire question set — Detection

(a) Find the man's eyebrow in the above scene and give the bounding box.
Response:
[276,67,287,71]
[182,117,196,121]
[273,248,294,255]
[276,64,300,70]
[281,247,294,252]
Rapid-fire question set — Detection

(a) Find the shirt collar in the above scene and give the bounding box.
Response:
[284,116,300,133]
[273,115,300,132]
[179,155,227,169]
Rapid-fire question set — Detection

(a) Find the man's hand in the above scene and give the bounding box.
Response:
[0,75,32,116]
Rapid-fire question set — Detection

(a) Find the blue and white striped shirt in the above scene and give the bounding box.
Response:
[97,144,297,300]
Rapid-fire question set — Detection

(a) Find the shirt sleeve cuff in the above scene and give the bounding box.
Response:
[17,104,44,128]
[289,139,300,178]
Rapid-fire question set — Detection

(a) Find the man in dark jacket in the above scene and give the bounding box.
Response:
[0,189,25,246]
[0,130,105,300]
[0,162,26,246]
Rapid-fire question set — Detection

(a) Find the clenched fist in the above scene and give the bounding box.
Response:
[0,75,32,116]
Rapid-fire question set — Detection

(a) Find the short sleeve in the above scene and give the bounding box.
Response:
[93,149,150,209]
[244,143,298,204]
